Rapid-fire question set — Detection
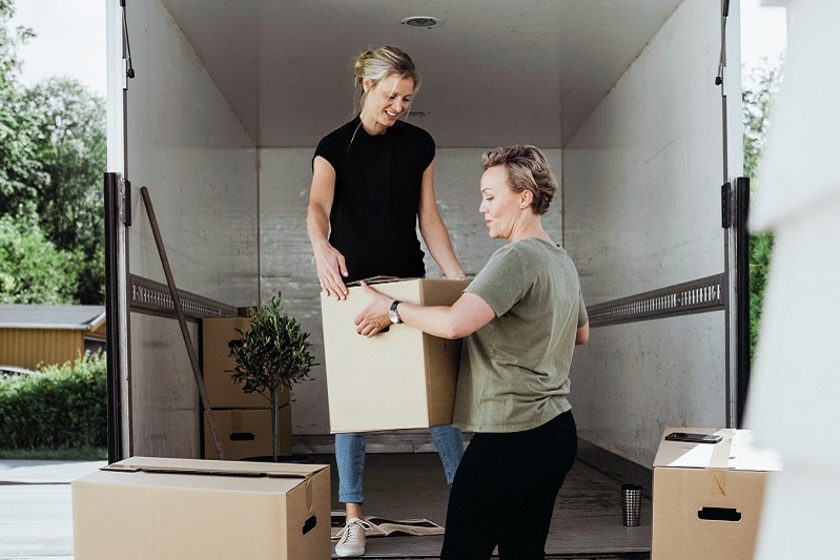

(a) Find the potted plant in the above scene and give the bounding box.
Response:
[227,292,315,462]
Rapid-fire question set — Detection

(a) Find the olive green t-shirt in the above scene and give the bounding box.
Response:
[454,237,587,433]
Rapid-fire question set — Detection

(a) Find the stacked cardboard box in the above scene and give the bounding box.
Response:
[202,317,291,460]
[72,456,330,560]
[321,278,470,433]
[652,427,782,560]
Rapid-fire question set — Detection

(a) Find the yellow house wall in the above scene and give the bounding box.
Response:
[0,329,85,370]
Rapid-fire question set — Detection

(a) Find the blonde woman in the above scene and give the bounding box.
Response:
[306,45,466,558]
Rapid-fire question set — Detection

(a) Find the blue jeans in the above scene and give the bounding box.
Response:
[336,424,465,504]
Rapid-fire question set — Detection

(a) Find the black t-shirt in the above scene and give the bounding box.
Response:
[314,116,435,283]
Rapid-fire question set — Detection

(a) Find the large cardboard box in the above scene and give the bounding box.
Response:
[204,404,292,460]
[202,316,270,409]
[651,427,782,560]
[321,278,469,433]
[72,456,330,560]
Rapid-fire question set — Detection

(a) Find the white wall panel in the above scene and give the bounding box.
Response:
[564,0,727,465]
[123,0,258,458]
[129,314,200,458]
[258,147,562,436]
[125,0,258,307]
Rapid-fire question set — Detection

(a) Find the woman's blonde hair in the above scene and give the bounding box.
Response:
[351,46,421,116]
[482,145,557,215]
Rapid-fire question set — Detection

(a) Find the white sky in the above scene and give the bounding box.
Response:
[9,0,786,99]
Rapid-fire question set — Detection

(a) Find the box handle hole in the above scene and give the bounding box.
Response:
[698,506,742,522]
[302,515,317,535]
[229,432,255,441]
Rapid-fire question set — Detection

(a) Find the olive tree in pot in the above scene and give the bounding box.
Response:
[227,293,315,462]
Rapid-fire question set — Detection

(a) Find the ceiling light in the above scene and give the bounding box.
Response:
[400,16,443,30]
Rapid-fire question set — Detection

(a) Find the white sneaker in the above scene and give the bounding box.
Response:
[334,517,371,558]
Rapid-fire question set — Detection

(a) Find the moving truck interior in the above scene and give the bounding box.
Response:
[103,0,748,493]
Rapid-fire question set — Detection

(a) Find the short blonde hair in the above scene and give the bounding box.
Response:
[351,46,420,116]
[482,145,557,215]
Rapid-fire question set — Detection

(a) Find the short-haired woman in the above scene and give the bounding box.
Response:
[356,144,589,559]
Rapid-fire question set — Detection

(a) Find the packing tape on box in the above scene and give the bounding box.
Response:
[708,431,734,496]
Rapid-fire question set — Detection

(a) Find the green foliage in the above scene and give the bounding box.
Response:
[0,2,45,219]
[24,78,106,303]
[227,293,314,459]
[742,57,782,362]
[742,58,782,180]
[0,352,107,450]
[0,0,106,305]
[749,231,774,357]
[0,213,78,303]
[227,294,315,400]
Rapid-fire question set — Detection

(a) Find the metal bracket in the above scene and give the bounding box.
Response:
[120,177,131,227]
[721,182,732,229]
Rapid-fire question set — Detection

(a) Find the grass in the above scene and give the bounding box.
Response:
[0,446,107,460]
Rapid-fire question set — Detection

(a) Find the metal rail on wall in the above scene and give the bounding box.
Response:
[586,273,726,328]
[130,274,238,319]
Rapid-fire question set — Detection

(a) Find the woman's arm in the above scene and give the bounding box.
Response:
[417,160,466,280]
[354,282,495,339]
[307,156,349,299]
[575,323,589,345]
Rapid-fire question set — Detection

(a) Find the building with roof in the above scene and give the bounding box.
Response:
[0,305,106,370]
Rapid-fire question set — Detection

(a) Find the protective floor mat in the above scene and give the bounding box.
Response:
[330,511,445,539]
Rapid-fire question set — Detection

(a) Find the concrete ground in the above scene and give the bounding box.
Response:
[0,454,651,559]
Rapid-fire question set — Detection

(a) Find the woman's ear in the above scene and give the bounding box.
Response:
[362,78,374,93]
[520,190,534,209]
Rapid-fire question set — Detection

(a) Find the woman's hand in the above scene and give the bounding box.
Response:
[354,282,394,336]
[314,241,349,300]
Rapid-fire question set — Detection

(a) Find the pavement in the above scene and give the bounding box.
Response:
[0,460,106,485]
[0,460,104,560]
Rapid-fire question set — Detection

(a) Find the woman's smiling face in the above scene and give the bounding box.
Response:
[362,73,415,131]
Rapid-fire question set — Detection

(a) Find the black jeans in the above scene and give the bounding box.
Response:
[440,410,578,560]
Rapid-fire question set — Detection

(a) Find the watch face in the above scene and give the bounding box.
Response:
[389,301,401,324]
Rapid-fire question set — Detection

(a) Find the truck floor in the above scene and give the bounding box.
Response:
[313,453,652,560]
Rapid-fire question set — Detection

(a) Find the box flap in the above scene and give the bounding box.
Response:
[653,428,781,472]
[103,456,326,479]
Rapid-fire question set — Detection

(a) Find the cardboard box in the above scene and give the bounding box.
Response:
[321,278,469,433]
[202,316,270,409]
[72,456,330,560]
[204,404,291,460]
[651,427,782,560]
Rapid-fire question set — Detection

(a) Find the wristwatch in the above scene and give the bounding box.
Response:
[388,300,403,324]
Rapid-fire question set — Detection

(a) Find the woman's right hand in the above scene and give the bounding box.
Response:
[314,241,349,300]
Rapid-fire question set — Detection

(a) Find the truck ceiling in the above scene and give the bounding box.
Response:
[157,0,683,149]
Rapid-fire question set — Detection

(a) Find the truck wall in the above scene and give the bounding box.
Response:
[563,0,727,467]
[123,0,258,457]
[258,147,563,437]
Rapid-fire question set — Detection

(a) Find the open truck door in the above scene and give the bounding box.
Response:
[104,0,748,484]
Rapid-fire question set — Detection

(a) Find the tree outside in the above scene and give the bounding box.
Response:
[742,56,782,361]
[0,0,105,305]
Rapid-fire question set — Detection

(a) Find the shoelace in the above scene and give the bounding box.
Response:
[337,519,372,543]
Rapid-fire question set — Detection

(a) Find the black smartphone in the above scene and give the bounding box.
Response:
[665,432,722,444]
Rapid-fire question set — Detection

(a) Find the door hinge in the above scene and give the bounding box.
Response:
[121,177,132,227]
[721,182,732,228]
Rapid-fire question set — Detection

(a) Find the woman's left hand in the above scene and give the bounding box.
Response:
[354,282,395,337]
